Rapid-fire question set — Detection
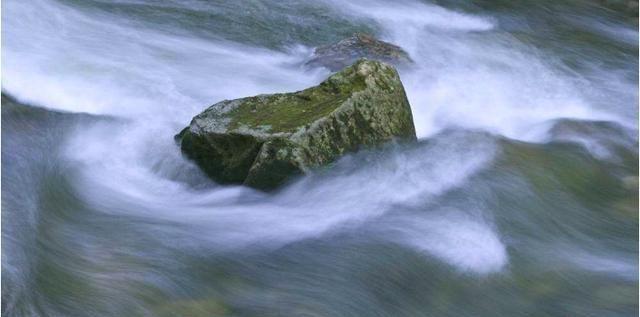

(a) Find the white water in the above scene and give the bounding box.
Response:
[2,0,636,278]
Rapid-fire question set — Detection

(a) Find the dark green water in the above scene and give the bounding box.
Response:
[2,0,638,316]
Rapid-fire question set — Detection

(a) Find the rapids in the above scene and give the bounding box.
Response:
[2,0,638,316]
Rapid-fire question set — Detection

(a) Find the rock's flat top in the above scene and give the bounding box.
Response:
[191,58,402,136]
[191,80,362,135]
[305,33,412,71]
[179,59,416,190]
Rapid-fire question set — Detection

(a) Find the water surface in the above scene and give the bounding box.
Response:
[2,0,638,316]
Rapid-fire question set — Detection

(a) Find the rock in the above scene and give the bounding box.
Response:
[595,0,638,24]
[305,33,412,72]
[177,59,417,190]
[548,119,638,162]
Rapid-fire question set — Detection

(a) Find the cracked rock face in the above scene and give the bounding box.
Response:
[177,59,417,190]
[305,33,413,72]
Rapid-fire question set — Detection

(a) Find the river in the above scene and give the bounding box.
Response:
[2,0,638,316]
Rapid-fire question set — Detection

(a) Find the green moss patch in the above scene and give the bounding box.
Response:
[226,66,367,133]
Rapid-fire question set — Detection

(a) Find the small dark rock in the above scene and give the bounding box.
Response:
[305,33,413,72]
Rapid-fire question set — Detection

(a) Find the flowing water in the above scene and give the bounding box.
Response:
[2,0,638,316]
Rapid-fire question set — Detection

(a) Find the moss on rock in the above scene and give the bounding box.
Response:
[178,59,417,190]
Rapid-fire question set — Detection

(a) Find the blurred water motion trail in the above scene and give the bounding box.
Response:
[2,0,638,316]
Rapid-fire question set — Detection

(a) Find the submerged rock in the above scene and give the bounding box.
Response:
[178,59,416,190]
[305,33,412,71]
[594,0,638,25]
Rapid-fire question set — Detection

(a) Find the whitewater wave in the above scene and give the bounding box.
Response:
[3,0,636,280]
[61,121,504,273]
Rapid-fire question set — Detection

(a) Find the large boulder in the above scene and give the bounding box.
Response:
[177,59,417,190]
[305,33,412,72]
